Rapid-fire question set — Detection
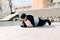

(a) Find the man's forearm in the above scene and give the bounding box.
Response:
[27,26,33,28]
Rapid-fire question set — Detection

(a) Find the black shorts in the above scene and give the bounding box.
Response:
[37,18,46,26]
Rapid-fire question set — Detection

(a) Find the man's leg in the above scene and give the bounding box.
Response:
[37,18,45,26]
[44,19,51,25]
[37,18,51,27]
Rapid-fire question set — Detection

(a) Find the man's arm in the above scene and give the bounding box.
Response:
[20,21,27,28]
[27,24,33,28]
[27,15,35,27]
[20,22,24,27]
[27,26,33,28]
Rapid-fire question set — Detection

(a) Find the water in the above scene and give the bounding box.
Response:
[0,21,21,27]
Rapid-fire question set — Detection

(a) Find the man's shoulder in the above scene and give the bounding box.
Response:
[27,15,33,17]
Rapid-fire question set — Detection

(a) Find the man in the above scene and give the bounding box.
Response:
[20,13,51,28]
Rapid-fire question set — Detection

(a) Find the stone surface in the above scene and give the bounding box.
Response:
[0,22,60,40]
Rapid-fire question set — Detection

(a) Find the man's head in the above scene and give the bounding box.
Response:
[21,13,27,21]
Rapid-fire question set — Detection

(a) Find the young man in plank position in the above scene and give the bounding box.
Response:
[20,13,51,28]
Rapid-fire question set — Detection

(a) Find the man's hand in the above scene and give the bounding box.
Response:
[20,25,24,27]
[27,26,33,28]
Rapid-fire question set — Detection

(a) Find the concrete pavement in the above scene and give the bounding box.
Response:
[0,22,60,40]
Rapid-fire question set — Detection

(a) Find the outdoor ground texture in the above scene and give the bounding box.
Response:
[0,22,60,40]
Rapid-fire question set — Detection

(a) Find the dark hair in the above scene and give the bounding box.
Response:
[21,13,26,19]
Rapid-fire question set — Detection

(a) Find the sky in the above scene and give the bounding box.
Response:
[12,0,32,6]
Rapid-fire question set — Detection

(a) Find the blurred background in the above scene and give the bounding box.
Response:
[0,0,60,26]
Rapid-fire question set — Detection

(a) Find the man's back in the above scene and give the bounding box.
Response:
[27,15,35,27]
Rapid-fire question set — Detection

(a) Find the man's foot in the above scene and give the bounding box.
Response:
[48,20,51,25]
[49,22,51,25]
[45,19,51,25]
